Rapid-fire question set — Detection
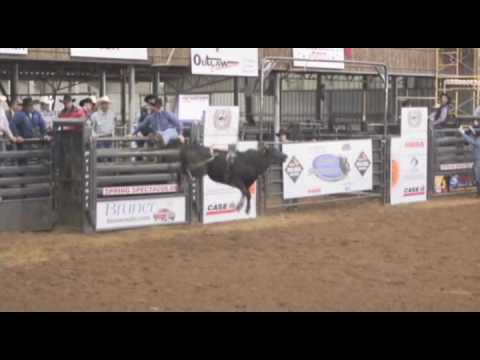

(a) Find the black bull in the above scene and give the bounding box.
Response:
[179,144,288,214]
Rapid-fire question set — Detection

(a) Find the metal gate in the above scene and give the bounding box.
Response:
[0,139,55,232]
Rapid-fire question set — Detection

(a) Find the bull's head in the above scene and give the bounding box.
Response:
[262,145,288,164]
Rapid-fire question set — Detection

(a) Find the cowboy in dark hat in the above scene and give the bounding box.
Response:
[11,97,49,141]
[276,128,290,143]
[58,94,85,119]
[79,97,95,119]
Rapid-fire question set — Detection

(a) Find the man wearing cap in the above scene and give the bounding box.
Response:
[58,94,85,119]
[133,98,184,147]
[91,96,117,148]
[11,97,49,141]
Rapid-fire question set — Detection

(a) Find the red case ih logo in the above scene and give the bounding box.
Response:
[153,209,176,222]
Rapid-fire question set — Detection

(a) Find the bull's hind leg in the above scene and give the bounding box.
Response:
[233,181,251,214]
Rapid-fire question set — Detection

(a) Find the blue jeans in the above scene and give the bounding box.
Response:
[158,128,179,145]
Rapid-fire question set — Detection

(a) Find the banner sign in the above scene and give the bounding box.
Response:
[102,184,179,197]
[293,48,345,69]
[178,94,210,122]
[0,48,28,55]
[191,48,259,77]
[440,163,474,172]
[435,174,475,194]
[96,196,186,231]
[202,141,258,225]
[203,106,240,139]
[401,107,429,138]
[390,137,428,205]
[282,140,373,200]
[70,48,148,61]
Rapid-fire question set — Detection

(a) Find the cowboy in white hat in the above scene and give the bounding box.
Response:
[90,96,118,149]
[39,96,56,132]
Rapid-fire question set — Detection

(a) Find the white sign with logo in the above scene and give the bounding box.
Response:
[401,107,429,138]
[71,48,148,61]
[203,106,240,139]
[282,140,373,200]
[96,196,186,231]
[0,48,28,55]
[202,141,258,225]
[191,48,259,77]
[293,48,345,69]
[390,137,428,205]
[178,94,210,122]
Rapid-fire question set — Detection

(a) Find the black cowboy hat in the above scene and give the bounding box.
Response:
[22,97,34,107]
[144,94,157,105]
[60,94,76,103]
[79,98,93,107]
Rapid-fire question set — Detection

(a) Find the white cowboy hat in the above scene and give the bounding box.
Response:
[39,96,53,104]
[97,96,112,104]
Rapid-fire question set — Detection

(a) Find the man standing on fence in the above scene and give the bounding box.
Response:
[133,97,184,147]
[459,125,480,197]
[430,93,453,128]
[91,96,117,149]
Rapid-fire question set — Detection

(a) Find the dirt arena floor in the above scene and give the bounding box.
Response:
[1,197,480,312]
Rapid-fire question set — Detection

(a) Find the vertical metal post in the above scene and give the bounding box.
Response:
[121,67,127,128]
[383,66,390,205]
[315,74,323,123]
[392,76,398,122]
[100,70,107,97]
[153,69,160,98]
[361,75,368,132]
[273,72,281,144]
[233,77,239,106]
[260,61,265,143]
[128,66,136,134]
[10,63,19,101]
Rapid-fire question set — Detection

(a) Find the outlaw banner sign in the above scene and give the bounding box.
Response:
[70,48,148,61]
[282,140,373,200]
[0,48,28,55]
[191,48,259,77]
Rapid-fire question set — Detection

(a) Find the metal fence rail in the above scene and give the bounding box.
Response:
[0,139,55,231]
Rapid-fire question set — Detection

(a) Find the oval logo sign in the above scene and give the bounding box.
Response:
[310,155,350,182]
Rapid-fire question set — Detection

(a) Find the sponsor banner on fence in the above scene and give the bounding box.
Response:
[102,184,179,197]
[401,107,429,138]
[203,106,240,139]
[202,142,258,225]
[70,48,148,61]
[191,48,259,77]
[96,196,186,231]
[293,48,345,69]
[178,94,210,122]
[282,140,373,200]
[440,163,474,171]
[435,174,476,194]
[0,48,28,55]
[390,137,428,205]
